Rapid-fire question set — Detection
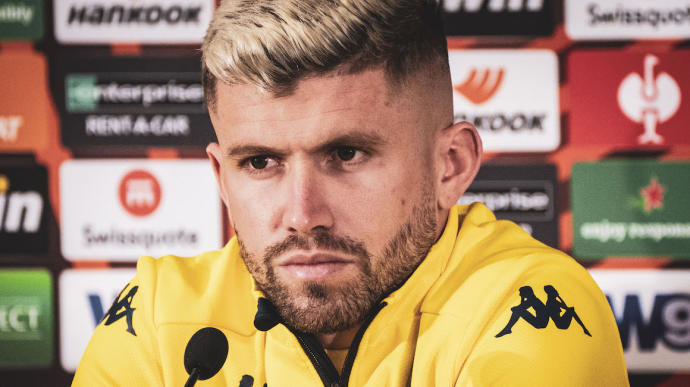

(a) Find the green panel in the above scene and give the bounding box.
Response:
[0,0,43,41]
[66,74,99,112]
[0,269,53,368]
[572,160,690,259]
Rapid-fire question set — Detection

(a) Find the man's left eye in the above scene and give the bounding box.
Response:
[335,147,357,161]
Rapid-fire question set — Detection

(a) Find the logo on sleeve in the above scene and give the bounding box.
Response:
[102,284,138,336]
[495,285,591,338]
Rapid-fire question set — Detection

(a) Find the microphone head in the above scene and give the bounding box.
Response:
[184,327,229,380]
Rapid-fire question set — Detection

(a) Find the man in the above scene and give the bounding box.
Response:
[74,0,628,386]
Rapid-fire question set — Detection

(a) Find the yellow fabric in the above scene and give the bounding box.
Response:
[73,203,629,386]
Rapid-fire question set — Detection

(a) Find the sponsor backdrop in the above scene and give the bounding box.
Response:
[0,0,689,385]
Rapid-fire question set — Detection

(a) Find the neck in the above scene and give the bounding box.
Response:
[317,324,361,350]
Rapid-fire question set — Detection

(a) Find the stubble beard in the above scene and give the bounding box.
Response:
[238,193,438,335]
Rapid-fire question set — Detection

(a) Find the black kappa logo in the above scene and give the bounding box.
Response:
[103,284,138,336]
[495,285,591,338]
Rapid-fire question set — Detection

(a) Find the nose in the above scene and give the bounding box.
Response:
[281,163,334,233]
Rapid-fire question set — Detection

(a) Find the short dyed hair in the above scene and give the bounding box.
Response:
[201,0,448,111]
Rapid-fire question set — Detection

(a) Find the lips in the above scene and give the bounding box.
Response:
[277,253,354,281]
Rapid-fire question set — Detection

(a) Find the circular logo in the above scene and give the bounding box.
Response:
[118,170,161,217]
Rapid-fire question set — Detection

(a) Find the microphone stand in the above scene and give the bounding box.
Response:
[184,368,200,387]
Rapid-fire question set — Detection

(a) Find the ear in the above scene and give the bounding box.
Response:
[206,142,232,220]
[435,121,482,210]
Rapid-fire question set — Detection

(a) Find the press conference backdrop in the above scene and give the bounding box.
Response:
[1,0,689,385]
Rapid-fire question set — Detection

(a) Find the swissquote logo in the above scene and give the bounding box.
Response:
[59,269,135,372]
[441,0,554,36]
[617,54,681,146]
[60,160,222,261]
[449,50,560,152]
[0,165,48,254]
[119,170,162,217]
[566,0,690,40]
[54,0,214,44]
[590,269,690,371]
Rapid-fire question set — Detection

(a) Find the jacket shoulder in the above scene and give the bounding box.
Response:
[136,241,257,334]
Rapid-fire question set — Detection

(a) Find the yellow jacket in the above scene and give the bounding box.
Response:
[73,204,628,386]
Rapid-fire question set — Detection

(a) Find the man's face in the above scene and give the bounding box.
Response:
[208,69,446,334]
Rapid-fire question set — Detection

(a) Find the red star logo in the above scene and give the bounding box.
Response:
[641,177,665,213]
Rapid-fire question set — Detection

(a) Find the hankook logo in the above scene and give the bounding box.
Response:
[66,4,202,25]
[54,0,214,44]
[118,170,161,217]
[454,68,505,105]
[449,50,560,152]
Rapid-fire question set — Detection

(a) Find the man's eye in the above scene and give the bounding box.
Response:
[249,156,269,169]
[335,147,357,161]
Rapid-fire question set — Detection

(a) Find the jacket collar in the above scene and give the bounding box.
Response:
[379,205,462,309]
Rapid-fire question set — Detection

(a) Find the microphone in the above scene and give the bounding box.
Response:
[183,327,229,387]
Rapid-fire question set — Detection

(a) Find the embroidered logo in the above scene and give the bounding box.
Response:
[102,284,138,336]
[495,285,591,338]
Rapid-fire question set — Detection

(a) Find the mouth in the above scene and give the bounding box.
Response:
[277,253,355,281]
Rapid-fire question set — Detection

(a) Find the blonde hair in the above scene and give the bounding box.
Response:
[201,0,448,111]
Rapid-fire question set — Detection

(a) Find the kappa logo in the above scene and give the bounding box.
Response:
[618,54,682,145]
[454,68,505,104]
[102,285,138,336]
[496,285,591,337]
[118,170,161,217]
[443,0,544,12]
[0,174,43,233]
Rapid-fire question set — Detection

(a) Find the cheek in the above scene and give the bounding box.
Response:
[225,181,277,246]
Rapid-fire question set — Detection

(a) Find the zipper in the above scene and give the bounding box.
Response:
[292,330,341,386]
[290,302,387,387]
[339,302,386,385]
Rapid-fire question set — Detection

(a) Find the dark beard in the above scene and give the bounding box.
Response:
[238,197,437,334]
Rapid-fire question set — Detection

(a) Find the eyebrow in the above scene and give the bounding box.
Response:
[225,131,387,158]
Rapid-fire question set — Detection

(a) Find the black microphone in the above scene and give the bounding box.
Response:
[183,327,229,387]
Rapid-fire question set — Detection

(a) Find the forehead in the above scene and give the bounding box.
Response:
[210,69,414,142]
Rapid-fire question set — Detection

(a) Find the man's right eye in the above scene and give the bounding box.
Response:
[249,156,269,170]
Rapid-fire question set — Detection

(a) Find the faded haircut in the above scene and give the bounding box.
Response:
[201,0,448,111]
